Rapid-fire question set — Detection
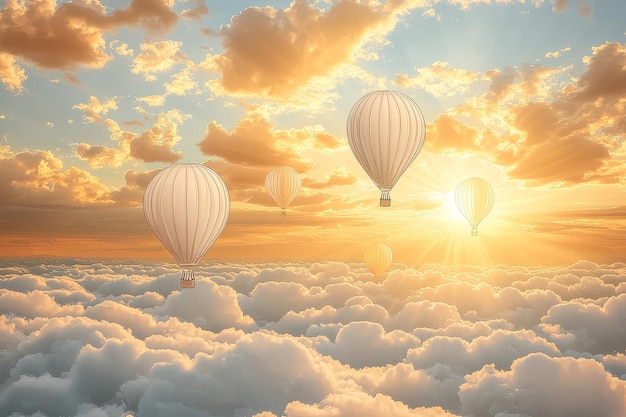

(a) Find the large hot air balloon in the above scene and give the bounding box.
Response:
[143,163,230,288]
[265,166,301,216]
[455,177,494,236]
[364,244,393,277]
[347,90,426,207]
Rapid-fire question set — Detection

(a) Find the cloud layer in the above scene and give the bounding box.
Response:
[1,259,625,416]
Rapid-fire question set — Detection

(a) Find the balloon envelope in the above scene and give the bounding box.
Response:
[364,244,393,276]
[347,90,426,207]
[265,166,301,216]
[143,163,230,287]
[454,177,494,236]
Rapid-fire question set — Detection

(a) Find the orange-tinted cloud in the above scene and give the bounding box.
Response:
[571,42,626,102]
[508,135,609,185]
[426,42,626,187]
[425,114,481,154]
[0,52,26,93]
[0,0,177,91]
[553,0,592,16]
[73,96,118,124]
[303,167,358,189]
[110,169,160,207]
[545,47,571,59]
[197,112,313,171]
[0,146,111,207]
[213,0,410,96]
[394,61,478,98]
[75,144,127,169]
[181,0,209,20]
[131,40,189,81]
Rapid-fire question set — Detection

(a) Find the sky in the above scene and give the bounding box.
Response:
[1,0,626,266]
[2,2,626,416]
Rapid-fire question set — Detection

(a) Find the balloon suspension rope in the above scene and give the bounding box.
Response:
[380,190,391,207]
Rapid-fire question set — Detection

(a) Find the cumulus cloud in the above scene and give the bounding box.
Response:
[0,51,26,93]
[460,353,624,417]
[0,0,178,92]
[208,0,423,97]
[424,40,626,187]
[198,111,313,170]
[131,40,190,81]
[1,259,626,416]
[394,61,479,98]
[0,146,112,207]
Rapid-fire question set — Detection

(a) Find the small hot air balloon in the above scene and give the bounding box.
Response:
[455,177,494,236]
[364,244,393,277]
[265,166,301,216]
[143,163,230,288]
[347,90,426,207]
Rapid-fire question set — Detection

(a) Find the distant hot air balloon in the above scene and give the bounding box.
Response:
[364,244,393,277]
[347,90,426,207]
[143,163,230,288]
[455,177,494,236]
[265,166,301,216]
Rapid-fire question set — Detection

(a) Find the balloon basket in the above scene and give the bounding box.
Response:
[180,279,195,288]
[281,210,287,217]
[180,268,195,288]
[380,199,391,207]
[471,226,478,236]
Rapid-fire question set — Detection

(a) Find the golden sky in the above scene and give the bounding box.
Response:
[1,0,626,266]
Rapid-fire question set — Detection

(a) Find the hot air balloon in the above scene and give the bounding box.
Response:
[265,166,301,216]
[143,163,230,288]
[455,177,494,236]
[364,244,393,277]
[347,90,426,207]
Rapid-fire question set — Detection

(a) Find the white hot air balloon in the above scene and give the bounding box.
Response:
[347,90,426,207]
[143,163,230,288]
[455,177,494,236]
[364,244,393,277]
[265,166,301,216]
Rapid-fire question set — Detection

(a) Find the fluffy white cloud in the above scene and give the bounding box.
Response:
[0,259,625,416]
[459,353,626,417]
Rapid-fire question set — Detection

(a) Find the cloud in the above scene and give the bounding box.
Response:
[211,0,421,97]
[0,146,112,207]
[152,280,255,332]
[571,42,626,102]
[541,293,626,354]
[181,0,209,20]
[131,40,190,81]
[318,321,419,368]
[75,144,127,169]
[508,135,609,185]
[0,52,26,93]
[73,96,118,124]
[197,112,313,170]
[1,260,626,416]
[0,0,177,82]
[91,108,190,165]
[424,114,481,154]
[421,41,626,187]
[302,167,358,189]
[394,61,479,98]
[460,353,625,417]
[545,46,571,58]
[552,0,592,16]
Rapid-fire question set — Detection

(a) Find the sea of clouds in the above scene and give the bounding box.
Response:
[1,258,625,417]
